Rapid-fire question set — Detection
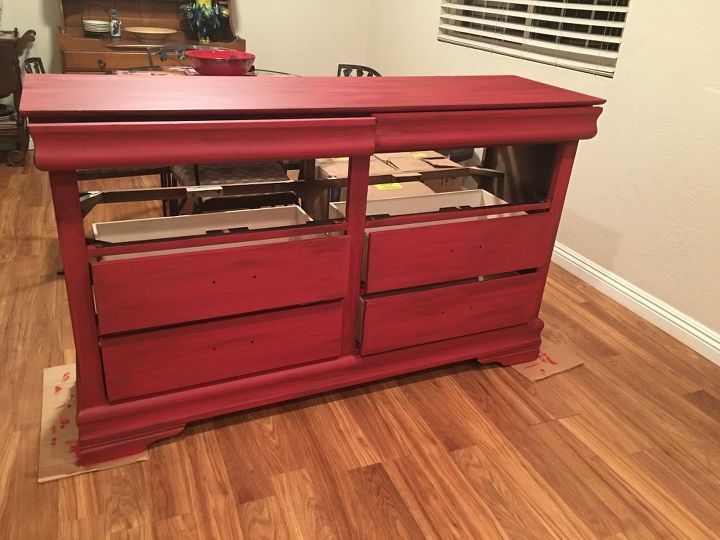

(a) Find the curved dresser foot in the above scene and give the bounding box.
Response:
[492,346,541,366]
[477,317,544,367]
[75,424,186,467]
[7,149,27,167]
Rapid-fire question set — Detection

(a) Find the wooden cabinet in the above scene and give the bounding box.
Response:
[23,74,603,466]
[0,29,35,165]
[57,0,245,73]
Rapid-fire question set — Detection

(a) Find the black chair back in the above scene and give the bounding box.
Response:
[24,57,45,74]
[337,64,381,77]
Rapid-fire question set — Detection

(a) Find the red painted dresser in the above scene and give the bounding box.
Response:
[22,74,604,465]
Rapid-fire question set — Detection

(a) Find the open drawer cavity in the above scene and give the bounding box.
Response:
[92,205,313,246]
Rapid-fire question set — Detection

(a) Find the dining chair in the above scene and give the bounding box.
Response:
[336,63,475,167]
[336,64,381,77]
[23,57,45,74]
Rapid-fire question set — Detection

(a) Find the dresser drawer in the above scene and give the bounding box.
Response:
[62,50,184,72]
[102,301,343,401]
[92,236,350,335]
[365,212,553,293]
[361,273,543,355]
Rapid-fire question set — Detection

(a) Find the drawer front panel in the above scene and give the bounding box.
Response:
[92,236,350,335]
[374,107,602,150]
[366,213,553,293]
[62,51,184,72]
[102,301,343,401]
[361,273,543,355]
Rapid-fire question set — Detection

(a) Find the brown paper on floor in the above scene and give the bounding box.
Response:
[511,341,584,382]
[38,363,147,483]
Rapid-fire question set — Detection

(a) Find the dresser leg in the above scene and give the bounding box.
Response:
[476,318,544,366]
[7,149,27,166]
[491,346,542,366]
[74,424,186,467]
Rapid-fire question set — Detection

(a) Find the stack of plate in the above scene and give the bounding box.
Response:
[83,19,111,35]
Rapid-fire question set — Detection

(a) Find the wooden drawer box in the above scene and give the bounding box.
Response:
[92,206,313,244]
[361,273,543,355]
[329,188,506,219]
[365,212,553,293]
[92,235,350,335]
[101,301,343,401]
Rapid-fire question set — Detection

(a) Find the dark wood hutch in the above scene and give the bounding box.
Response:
[57,0,245,73]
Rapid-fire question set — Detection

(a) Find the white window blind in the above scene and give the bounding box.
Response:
[438,0,629,77]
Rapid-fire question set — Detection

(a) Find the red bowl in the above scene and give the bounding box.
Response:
[186,50,255,76]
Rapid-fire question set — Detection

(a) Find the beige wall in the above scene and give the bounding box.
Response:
[364,0,720,333]
[1,0,60,72]
[233,0,371,76]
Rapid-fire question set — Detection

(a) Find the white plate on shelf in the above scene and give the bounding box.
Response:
[124,26,177,43]
[83,20,110,31]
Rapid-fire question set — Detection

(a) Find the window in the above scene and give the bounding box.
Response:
[438,0,629,77]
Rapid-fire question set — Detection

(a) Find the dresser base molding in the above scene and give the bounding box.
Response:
[75,318,542,466]
[74,425,186,466]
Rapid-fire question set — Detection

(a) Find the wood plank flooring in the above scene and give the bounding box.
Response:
[1,161,719,539]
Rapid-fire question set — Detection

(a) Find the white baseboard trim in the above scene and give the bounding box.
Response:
[552,243,720,366]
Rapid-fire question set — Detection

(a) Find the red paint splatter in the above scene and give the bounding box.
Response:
[51,437,57,446]
[70,442,81,463]
[538,352,558,366]
[59,417,70,430]
[54,385,63,394]
[62,372,71,382]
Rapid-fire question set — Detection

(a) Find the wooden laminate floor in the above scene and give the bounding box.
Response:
[1,162,720,539]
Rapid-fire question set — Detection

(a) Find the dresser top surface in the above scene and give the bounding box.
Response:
[22,74,604,122]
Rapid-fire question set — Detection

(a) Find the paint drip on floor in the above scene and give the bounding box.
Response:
[38,363,147,483]
[511,341,584,382]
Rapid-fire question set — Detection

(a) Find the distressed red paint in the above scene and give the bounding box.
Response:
[22,74,603,466]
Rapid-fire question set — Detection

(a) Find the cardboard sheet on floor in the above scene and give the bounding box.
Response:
[511,341,584,381]
[38,363,147,483]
